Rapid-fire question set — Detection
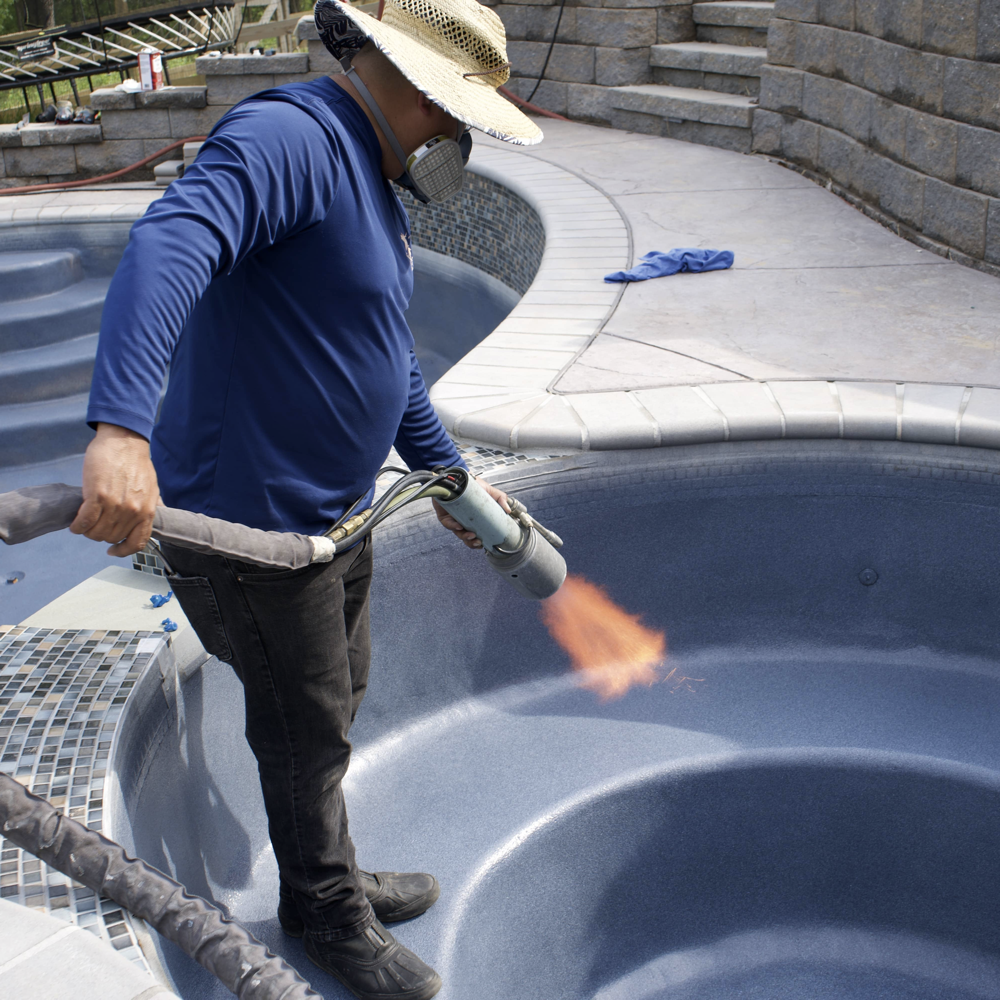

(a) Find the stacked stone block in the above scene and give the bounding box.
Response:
[0,124,103,187]
[194,51,318,106]
[753,0,1000,273]
[88,86,227,179]
[0,43,333,187]
[482,0,696,117]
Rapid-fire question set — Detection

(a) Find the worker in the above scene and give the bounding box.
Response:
[70,0,541,996]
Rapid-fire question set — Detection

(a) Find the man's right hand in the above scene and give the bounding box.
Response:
[70,423,161,557]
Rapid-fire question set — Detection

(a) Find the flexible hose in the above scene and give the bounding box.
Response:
[498,85,571,122]
[523,0,566,106]
[0,135,208,196]
[0,771,318,999]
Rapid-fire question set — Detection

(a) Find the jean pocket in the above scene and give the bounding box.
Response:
[168,574,233,662]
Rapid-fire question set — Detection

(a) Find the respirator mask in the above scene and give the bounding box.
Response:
[347,67,472,204]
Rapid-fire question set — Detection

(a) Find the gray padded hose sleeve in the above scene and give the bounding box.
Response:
[0,485,316,569]
[151,507,316,570]
[0,484,84,543]
[0,772,318,1000]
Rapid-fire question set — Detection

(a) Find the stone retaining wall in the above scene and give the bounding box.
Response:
[482,0,694,117]
[0,51,324,187]
[752,0,1000,275]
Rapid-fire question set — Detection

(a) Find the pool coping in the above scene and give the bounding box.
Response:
[431,146,1000,455]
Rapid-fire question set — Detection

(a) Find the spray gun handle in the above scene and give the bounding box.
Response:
[434,473,526,554]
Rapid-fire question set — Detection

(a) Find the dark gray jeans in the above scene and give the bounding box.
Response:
[160,536,376,942]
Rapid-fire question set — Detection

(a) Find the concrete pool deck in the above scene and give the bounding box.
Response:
[432,118,1000,452]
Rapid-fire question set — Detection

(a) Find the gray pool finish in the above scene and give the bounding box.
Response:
[109,441,1000,1000]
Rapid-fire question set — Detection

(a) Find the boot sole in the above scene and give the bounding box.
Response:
[280,883,441,937]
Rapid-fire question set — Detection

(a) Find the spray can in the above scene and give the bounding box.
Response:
[138,49,164,91]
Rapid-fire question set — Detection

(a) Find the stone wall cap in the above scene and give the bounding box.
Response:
[92,85,207,110]
[196,52,309,75]
[2,122,102,147]
[296,13,319,40]
[0,123,22,148]
[90,87,135,110]
[136,86,207,109]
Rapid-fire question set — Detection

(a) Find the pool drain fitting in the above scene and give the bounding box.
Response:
[0,771,319,999]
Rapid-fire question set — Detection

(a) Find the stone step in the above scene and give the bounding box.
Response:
[608,84,756,153]
[650,42,766,96]
[693,1,773,46]
[0,250,83,303]
[0,333,98,404]
[0,392,92,466]
[611,84,756,129]
[0,277,110,353]
[692,2,774,28]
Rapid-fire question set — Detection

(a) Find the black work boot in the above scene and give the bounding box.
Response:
[304,918,442,1000]
[279,870,440,937]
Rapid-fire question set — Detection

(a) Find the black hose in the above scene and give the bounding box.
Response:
[525,0,567,105]
[0,772,318,1000]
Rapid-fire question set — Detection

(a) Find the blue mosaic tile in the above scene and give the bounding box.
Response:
[399,173,544,295]
[0,626,166,977]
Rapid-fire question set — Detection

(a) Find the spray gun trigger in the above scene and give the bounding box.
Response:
[507,497,564,549]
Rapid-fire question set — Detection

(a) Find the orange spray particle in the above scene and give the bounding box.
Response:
[540,574,668,701]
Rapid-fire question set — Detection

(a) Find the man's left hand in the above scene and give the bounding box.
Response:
[433,477,510,549]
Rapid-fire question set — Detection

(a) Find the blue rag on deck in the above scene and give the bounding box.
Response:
[605,248,735,283]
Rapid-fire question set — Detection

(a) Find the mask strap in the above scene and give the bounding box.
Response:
[347,68,409,175]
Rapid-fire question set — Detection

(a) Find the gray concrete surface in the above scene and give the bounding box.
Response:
[0,898,177,1000]
[519,121,1000,389]
[433,119,1000,453]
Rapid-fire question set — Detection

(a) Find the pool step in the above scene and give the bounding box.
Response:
[0,278,109,353]
[0,249,112,467]
[0,249,84,303]
[693,1,773,47]
[0,333,98,404]
[0,393,93,467]
[650,42,766,96]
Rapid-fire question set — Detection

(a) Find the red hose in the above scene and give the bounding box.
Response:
[0,135,208,196]
[499,86,571,122]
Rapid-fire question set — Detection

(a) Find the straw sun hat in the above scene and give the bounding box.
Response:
[313,0,543,144]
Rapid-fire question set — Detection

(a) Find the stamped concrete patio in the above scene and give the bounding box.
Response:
[433,118,1000,453]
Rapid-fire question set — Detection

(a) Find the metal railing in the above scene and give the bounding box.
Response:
[0,0,239,100]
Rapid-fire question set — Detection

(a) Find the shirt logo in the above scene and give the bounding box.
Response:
[400,233,413,270]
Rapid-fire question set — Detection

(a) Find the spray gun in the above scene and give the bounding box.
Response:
[434,470,566,600]
[0,467,567,601]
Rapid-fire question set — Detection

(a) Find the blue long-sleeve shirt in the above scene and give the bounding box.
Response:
[87,76,464,535]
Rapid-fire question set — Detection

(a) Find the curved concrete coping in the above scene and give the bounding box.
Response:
[0,898,179,1000]
[439,148,1000,455]
[0,193,156,228]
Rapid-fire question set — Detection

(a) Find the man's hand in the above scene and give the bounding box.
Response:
[433,477,511,549]
[70,423,161,557]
